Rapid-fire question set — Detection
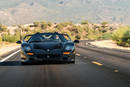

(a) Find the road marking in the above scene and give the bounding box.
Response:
[76,53,80,56]
[92,61,103,66]
[84,57,87,58]
[0,50,20,62]
[114,70,119,73]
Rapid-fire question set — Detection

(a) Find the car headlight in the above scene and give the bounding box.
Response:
[65,45,74,51]
[23,46,31,51]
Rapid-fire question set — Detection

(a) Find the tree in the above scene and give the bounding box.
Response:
[112,26,130,47]
[0,24,7,31]
[41,21,47,29]
[33,22,41,27]
[24,27,30,32]
[0,36,2,42]
[55,24,63,30]
[47,22,52,27]
[101,21,109,27]
[75,34,81,39]
[81,20,89,25]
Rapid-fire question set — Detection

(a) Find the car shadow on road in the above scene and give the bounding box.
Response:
[0,61,71,66]
[0,61,21,66]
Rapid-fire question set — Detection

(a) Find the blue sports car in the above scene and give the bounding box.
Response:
[16,32,79,64]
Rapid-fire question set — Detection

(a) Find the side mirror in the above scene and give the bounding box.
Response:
[16,41,21,44]
[74,40,80,43]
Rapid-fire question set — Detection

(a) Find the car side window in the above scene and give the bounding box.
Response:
[63,34,71,41]
[54,35,61,41]
[24,35,32,42]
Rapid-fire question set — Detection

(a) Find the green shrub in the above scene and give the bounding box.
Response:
[0,36,2,42]
[101,21,108,26]
[75,34,81,40]
[81,20,89,25]
[47,22,52,27]
[0,24,7,31]
[55,24,64,30]
[40,21,47,29]
[60,22,73,27]
[112,26,130,47]
[101,33,112,40]
[85,28,101,40]
[41,24,47,29]
[33,22,41,27]
[2,34,20,43]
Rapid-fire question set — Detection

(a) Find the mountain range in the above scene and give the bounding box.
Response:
[0,0,130,25]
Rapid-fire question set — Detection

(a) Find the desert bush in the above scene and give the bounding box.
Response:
[21,27,31,32]
[0,24,7,31]
[112,26,130,47]
[71,26,79,34]
[0,36,2,42]
[41,24,47,29]
[2,34,20,43]
[101,21,109,28]
[55,24,64,30]
[87,34,99,40]
[60,22,73,27]
[81,20,89,25]
[101,33,112,40]
[47,22,52,27]
[86,28,101,40]
[41,21,48,29]
[75,34,81,40]
[101,21,108,26]
[33,22,41,27]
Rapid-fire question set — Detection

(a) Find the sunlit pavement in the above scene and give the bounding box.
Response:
[0,42,130,87]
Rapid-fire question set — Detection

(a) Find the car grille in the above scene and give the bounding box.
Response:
[36,54,61,58]
[33,44,62,50]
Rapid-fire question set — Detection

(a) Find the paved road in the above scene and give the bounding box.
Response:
[0,43,130,87]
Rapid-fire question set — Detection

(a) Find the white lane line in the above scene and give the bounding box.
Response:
[0,50,20,62]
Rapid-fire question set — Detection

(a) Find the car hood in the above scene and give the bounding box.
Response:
[32,41,63,49]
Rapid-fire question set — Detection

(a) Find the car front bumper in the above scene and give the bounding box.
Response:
[21,50,75,62]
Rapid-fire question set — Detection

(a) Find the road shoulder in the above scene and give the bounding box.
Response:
[0,44,20,59]
[89,40,130,52]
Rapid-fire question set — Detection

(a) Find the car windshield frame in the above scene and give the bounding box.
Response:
[24,33,71,43]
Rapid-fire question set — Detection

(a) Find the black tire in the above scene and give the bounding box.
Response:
[71,57,75,64]
[68,60,75,64]
[21,61,29,65]
[71,61,75,64]
[21,62,26,65]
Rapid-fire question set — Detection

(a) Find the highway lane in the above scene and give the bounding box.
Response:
[0,48,130,87]
[77,41,130,76]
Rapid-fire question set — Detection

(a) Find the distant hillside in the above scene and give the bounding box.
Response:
[0,0,130,25]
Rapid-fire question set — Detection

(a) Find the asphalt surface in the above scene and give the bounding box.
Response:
[0,41,130,87]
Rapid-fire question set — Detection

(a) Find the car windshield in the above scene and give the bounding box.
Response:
[27,33,70,43]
